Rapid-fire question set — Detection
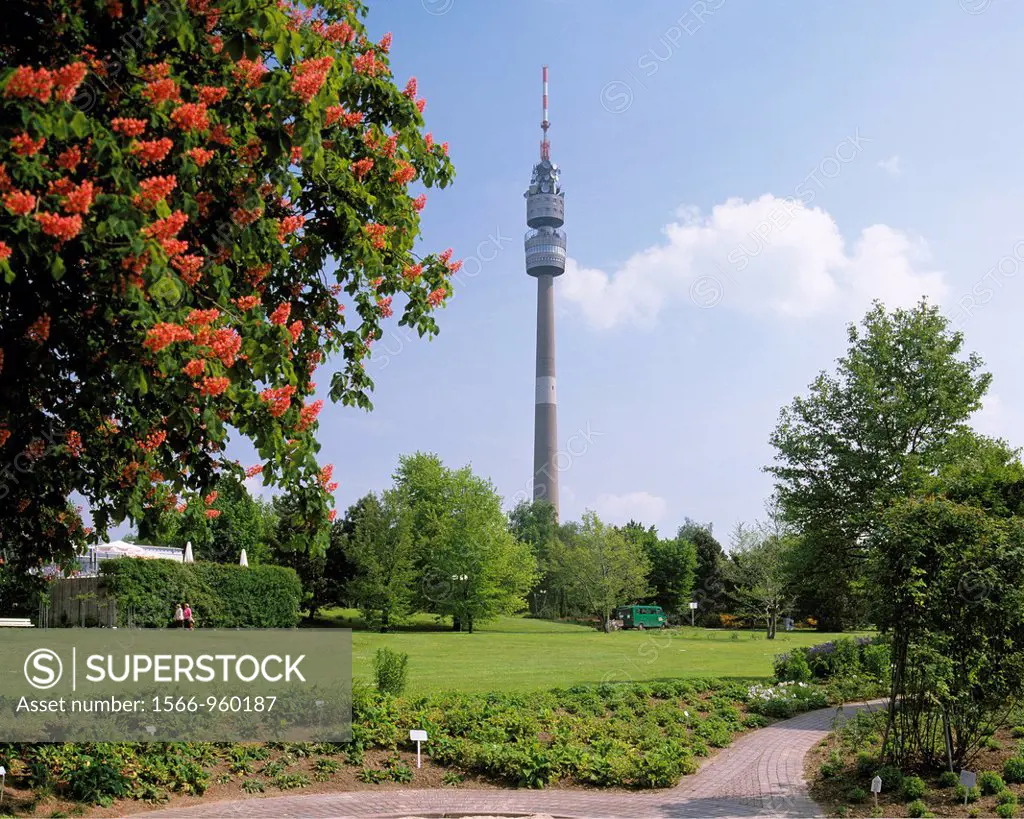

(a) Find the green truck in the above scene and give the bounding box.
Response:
[615,604,667,629]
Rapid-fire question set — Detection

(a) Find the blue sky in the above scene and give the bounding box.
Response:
[249,0,1024,544]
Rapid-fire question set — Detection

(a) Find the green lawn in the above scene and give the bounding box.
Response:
[310,609,870,694]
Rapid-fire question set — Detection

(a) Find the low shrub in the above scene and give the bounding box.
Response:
[746,681,828,718]
[902,775,926,800]
[67,762,131,807]
[938,770,960,788]
[373,648,409,696]
[874,763,904,792]
[906,798,928,818]
[979,770,1006,795]
[847,786,869,803]
[998,804,1019,819]
[955,784,981,803]
[999,790,1019,806]
[1005,757,1024,784]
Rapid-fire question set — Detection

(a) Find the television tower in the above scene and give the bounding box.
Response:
[524,65,567,517]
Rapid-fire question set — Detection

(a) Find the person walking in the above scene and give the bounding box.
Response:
[183,603,194,631]
[173,603,184,629]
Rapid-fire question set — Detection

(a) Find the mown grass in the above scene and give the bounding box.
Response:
[308,609,871,694]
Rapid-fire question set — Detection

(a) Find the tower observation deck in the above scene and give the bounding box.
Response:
[524,66,565,517]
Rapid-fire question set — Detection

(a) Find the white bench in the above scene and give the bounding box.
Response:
[0,618,33,627]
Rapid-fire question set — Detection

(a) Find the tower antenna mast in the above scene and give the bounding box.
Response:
[540,65,550,161]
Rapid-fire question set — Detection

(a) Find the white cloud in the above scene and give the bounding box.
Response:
[592,491,667,525]
[561,195,948,329]
[877,155,902,176]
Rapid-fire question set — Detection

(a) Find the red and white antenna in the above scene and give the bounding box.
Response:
[540,65,550,161]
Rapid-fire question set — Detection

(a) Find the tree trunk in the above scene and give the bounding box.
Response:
[452,616,461,632]
[468,613,473,634]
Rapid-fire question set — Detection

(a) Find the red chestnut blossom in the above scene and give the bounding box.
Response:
[325,21,354,42]
[138,429,167,452]
[210,327,241,366]
[171,254,203,284]
[35,212,82,241]
[403,77,417,98]
[296,399,323,431]
[290,56,333,104]
[245,464,264,478]
[4,190,36,216]
[140,62,172,80]
[270,303,291,325]
[0,426,9,448]
[199,376,229,396]
[328,509,337,522]
[134,175,177,208]
[197,85,228,104]
[278,214,304,242]
[186,308,220,326]
[61,180,96,215]
[130,137,174,164]
[318,463,334,486]
[233,294,261,311]
[351,157,373,179]
[143,322,193,353]
[25,314,51,344]
[205,508,221,519]
[142,77,181,105]
[204,490,218,505]
[231,205,262,226]
[353,52,380,77]
[4,66,54,103]
[11,133,45,156]
[52,63,88,102]
[111,117,148,136]
[65,430,84,457]
[142,209,188,240]
[390,161,415,185]
[377,296,393,318]
[413,194,427,212]
[170,102,210,132]
[364,222,389,249]
[183,358,205,378]
[378,33,393,53]
[259,384,295,417]
[424,132,434,150]
[288,320,304,343]
[416,99,426,114]
[187,147,215,166]
[56,145,82,171]
[402,263,423,281]
[233,57,266,88]
[427,286,447,307]
[0,241,10,261]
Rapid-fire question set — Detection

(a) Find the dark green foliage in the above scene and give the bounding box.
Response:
[847,786,868,803]
[373,647,409,696]
[979,770,1006,795]
[938,770,960,787]
[997,803,1018,819]
[1005,757,1024,784]
[954,783,981,803]
[902,775,926,800]
[774,637,889,683]
[68,763,131,806]
[100,558,301,627]
[874,763,903,792]
[906,798,928,818]
[999,790,1019,806]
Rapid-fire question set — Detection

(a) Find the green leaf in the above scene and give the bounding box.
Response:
[225,33,244,61]
[69,110,88,138]
[50,254,65,280]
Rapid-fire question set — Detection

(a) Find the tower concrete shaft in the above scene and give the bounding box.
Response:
[533,272,558,513]
[524,65,566,518]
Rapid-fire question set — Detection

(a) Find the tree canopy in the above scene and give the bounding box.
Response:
[0,0,456,572]
[767,299,990,629]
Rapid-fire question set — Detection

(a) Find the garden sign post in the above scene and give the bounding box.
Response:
[870,775,882,808]
[0,764,5,805]
[410,729,428,769]
[689,601,698,626]
[960,770,976,807]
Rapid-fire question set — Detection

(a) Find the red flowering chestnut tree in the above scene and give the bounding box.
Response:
[0,0,457,571]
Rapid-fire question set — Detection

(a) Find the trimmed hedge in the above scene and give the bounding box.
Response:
[100,558,302,628]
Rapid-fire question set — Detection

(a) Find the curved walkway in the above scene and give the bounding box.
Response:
[147,701,885,819]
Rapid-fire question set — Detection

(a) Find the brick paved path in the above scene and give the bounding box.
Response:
[148,701,885,819]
